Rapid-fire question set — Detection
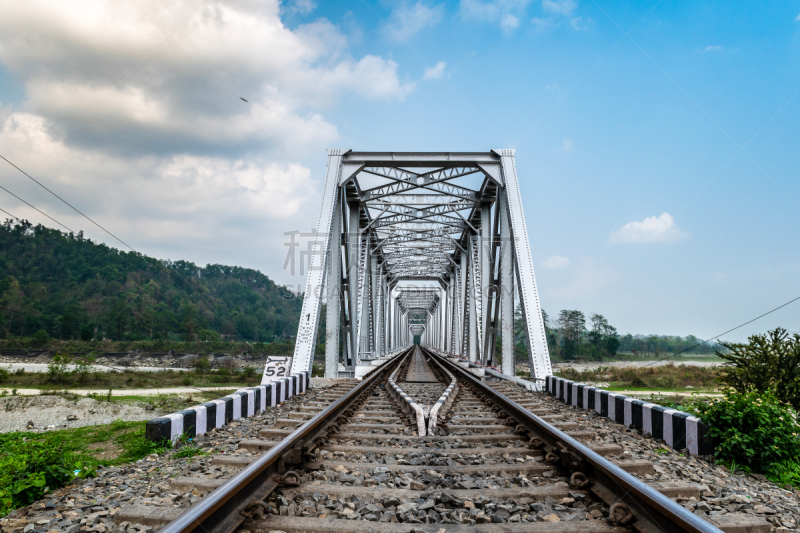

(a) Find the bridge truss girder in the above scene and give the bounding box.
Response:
[289,150,552,384]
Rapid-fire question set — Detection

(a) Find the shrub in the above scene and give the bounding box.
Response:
[718,328,800,409]
[31,329,50,349]
[46,354,72,384]
[0,434,89,516]
[687,391,800,473]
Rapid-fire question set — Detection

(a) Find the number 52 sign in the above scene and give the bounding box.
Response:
[261,356,292,384]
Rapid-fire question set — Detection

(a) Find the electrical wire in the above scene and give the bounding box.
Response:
[0,182,74,233]
[0,154,135,252]
[641,294,800,368]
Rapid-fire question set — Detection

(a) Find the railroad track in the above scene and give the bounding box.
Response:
[150,347,765,533]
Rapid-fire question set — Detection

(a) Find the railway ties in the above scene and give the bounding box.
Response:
[257,348,625,532]
[154,347,767,533]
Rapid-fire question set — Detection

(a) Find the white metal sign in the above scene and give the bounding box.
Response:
[261,356,293,384]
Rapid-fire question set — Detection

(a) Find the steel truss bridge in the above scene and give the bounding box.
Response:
[289,150,552,384]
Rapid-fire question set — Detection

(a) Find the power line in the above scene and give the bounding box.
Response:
[641,294,800,368]
[0,182,74,233]
[0,154,136,252]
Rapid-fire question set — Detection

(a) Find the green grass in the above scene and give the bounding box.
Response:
[555,362,721,391]
[0,420,172,516]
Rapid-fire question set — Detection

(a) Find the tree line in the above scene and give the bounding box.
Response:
[514,307,723,361]
[0,220,303,344]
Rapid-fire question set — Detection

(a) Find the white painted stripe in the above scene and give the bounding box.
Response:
[607,393,619,421]
[571,383,579,406]
[246,389,255,417]
[595,390,602,415]
[686,416,701,455]
[257,385,266,411]
[189,405,207,436]
[166,413,183,441]
[641,403,656,436]
[270,384,276,407]
[663,409,679,447]
[624,398,634,427]
[279,379,287,403]
[212,399,226,429]
[230,394,242,420]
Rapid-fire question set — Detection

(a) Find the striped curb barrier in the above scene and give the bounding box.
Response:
[386,351,427,436]
[545,375,713,456]
[145,372,309,442]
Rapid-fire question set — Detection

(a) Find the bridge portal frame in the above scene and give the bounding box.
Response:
[288,149,552,384]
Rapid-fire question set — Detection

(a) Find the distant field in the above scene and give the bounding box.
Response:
[0,365,261,391]
[553,361,722,392]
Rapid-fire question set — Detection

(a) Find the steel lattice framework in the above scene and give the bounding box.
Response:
[288,150,552,384]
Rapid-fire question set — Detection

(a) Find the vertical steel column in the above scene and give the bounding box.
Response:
[480,202,492,365]
[498,192,515,377]
[459,249,468,356]
[468,236,479,362]
[496,149,552,380]
[325,192,341,378]
[289,150,344,376]
[346,203,360,370]
[371,254,379,360]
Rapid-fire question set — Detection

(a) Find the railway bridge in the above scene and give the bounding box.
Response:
[139,150,759,533]
[289,149,552,384]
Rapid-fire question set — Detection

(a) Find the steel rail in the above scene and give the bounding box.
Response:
[158,347,411,533]
[423,347,723,533]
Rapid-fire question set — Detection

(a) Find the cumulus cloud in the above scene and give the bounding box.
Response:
[424,61,447,80]
[543,255,570,269]
[459,0,531,32]
[609,213,687,244]
[384,2,445,40]
[0,0,414,279]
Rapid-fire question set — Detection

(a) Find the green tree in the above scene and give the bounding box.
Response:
[718,328,800,409]
[557,310,586,360]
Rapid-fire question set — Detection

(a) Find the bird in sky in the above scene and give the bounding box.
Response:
[240,97,248,102]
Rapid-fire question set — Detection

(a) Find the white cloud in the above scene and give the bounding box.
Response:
[0,0,415,280]
[795,14,800,21]
[543,255,570,269]
[531,17,554,31]
[609,213,687,244]
[424,61,447,80]
[561,137,574,153]
[500,13,520,31]
[703,45,724,53]
[384,2,445,40]
[542,0,577,15]
[284,0,316,15]
[459,0,531,31]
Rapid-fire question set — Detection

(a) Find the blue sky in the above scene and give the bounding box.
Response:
[0,0,798,341]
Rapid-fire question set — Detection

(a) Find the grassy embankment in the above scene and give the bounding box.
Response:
[0,365,262,390]
[554,363,721,394]
[0,420,193,516]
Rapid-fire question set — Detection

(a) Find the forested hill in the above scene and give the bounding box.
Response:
[0,220,303,343]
